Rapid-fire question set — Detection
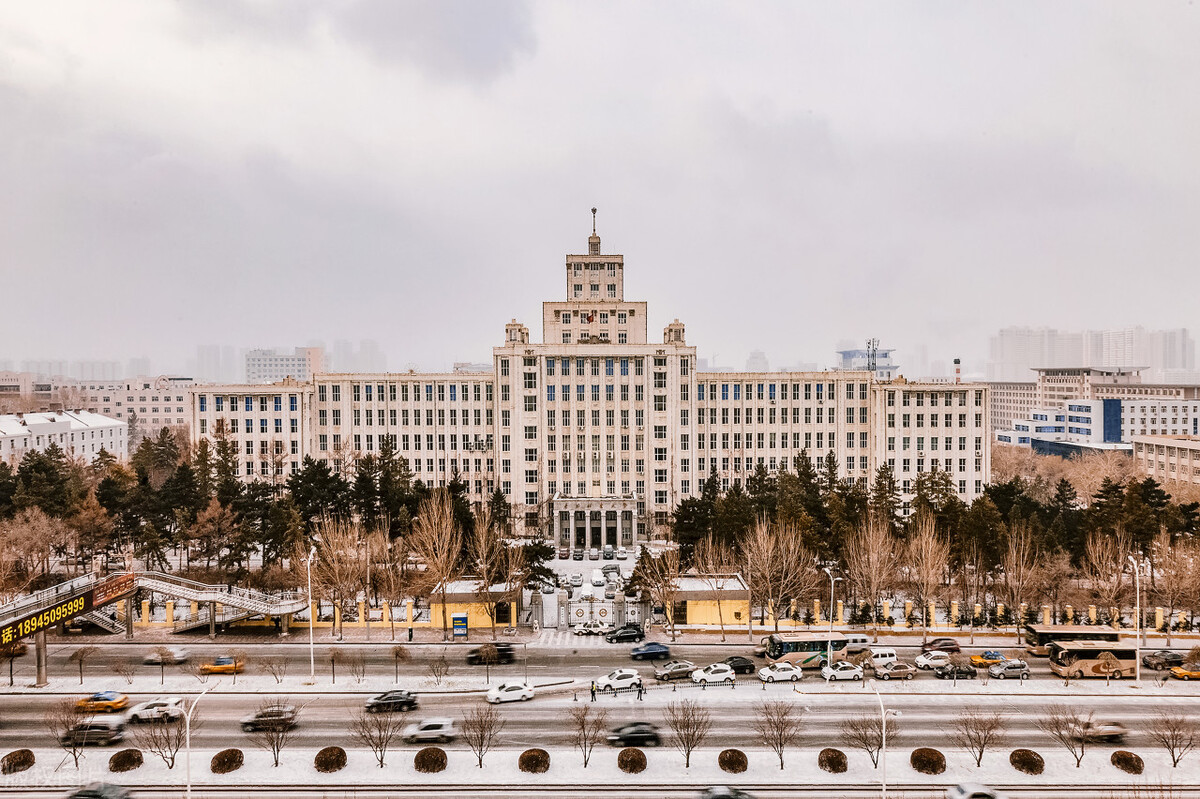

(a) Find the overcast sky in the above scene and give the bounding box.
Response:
[2,2,1198,376]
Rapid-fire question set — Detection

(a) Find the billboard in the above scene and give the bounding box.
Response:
[0,573,138,644]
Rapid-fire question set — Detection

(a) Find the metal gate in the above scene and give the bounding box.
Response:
[567,598,615,627]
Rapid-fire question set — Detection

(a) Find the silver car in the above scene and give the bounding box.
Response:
[402,717,458,744]
[946,785,1008,799]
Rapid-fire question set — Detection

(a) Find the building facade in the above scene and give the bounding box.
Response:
[0,411,127,466]
[188,224,992,543]
[1132,435,1200,487]
[245,347,325,384]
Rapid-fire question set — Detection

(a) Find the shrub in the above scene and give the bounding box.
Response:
[414,747,447,774]
[718,748,748,774]
[618,747,647,774]
[1009,748,1044,776]
[108,748,143,773]
[818,747,848,774]
[314,746,347,773]
[1,750,34,775]
[518,748,550,774]
[1111,750,1144,775]
[910,748,945,775]
[211,748,244,775]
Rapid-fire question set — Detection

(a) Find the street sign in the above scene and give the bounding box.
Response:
[0,573,138,644]
[451,612,468,638]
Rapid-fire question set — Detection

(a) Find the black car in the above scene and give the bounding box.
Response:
[605,625,645,644]
[572,549,585,561]
[67,786,131,799]
[466,643,516,665]
[934,663,978,680]
[722,656,756,675]
[241,704,298,732]
[365,690,418,713]
[1143,650,1185,670]
[921,637,961,653]
[606,722,661,747]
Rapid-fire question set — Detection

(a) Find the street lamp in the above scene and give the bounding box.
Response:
[185,680,219,799]
[306,544,316,683]
[1128,554,1146,682]
[359,539,372,643]
[823,567,843,667]
[870,679,901,799]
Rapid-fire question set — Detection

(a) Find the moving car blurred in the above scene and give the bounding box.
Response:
[700,788,757,799]
[127,697,183,723]
[240,704,298,732]
[1069,719,1128,743]
[605,624,645,644]
[200,655,244,675]
[722,656,755,675]
[945,786,1007,799]
[654,660,695,681]
[142,647,188,665]
[466,643,515,665]
[631,642,670,661]
[65,784,132,799]
[365,690,418,713]
[934,663,978,680]
[486,681,535,704]
[60,718,125,747]
[1143,650,1185,670]
[607,721,660,747]
[75,692,129,714]
[402,717,457,743]
[921,637,961,653]
[969,650,1007,667]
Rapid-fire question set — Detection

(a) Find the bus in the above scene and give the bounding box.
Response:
[1024,624,1122,656]
[760,632,848,668]
[1048,641,1139,679]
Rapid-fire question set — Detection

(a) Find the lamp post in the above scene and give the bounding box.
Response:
[1128,554,1143,682]
[306,544,316,683]
[360,539,372,643]
[185,680,219,799]
[870,679,901,799]
[823,567,843,667]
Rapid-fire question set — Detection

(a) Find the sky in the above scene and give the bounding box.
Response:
[2,2,1199,377]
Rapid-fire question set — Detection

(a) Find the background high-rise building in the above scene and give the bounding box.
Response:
[245,347,325,384]
[987,326,1196,382]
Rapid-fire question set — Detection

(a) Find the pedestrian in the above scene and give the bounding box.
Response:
[637,682,644,701]
[590,681,596,702]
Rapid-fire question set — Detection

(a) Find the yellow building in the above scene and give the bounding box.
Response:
[428,579,519,634]
[671,574,750,627]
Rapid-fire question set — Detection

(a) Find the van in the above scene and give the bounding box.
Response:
[60,717,125,747]
[868,647,897,670]
[844,633,871,654]
[591,569,606,587]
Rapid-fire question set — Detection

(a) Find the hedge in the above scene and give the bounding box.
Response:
[1111,750,1144,775]
[718,748,748,774]
[211,748,244,775]
[518,748,550,774]
[618,747,647,774]
[910,748,945,775]
[414,747,447,774]
[818,748,848,774]
[1009,748,1044,775]
[0,750,34,776]
[315,746,347,773]
[109,749,143,773]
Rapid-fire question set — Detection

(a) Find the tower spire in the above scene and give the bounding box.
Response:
[592,207,597,235]
[588,207,601,255]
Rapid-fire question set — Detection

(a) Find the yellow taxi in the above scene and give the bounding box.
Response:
[199,655,245,675]
[75,691,129,713]
[1169,664,1200,681]
[969,650,1007,667]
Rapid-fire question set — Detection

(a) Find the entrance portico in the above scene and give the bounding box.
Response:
[551,494,642,549]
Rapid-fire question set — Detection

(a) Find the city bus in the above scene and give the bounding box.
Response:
[759,632,848,668]
[1048,641,1139,679]
[1024,624,1122,656]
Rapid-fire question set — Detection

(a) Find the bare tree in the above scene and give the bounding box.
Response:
[0,642,23,687]
[181,662,210,684]
[150,646,176,685]
[350,706,405,768]
[844,516,900,642]
[475,643,500,684]
[312,518,367,640]
[753,699,801,769]
[136,715,193,769]
[391,645,410,683]
[1096,651,1121,685]
[1085,527,1131,613]
[693,534,738,641]
[229,648,248,686]
[469,502,505,640]
[262,656,288,684]
[247,698,299,767]
[428,652,449,686]
[741,518,821,631]
[839,712,898,768]
[410,489,463,642]
[1036,704,1089,768]
[664,699,712,768]
[328,648,343,684]
[68,645,99,685]
[1001,518,1040,642]
[461,704,505,768]
[1148,709,1200,768]
[567,704,609,767]
[45,698,88,768]
[1153,533,1196,646]
[113,660,136,685]
[950,707,1007,767]
[347,651,367,683]
[906,511,949,643]
[639,546,683,641]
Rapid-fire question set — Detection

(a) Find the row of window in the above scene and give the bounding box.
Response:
[198,395,300,413]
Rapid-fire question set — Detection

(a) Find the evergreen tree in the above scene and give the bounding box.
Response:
[377,437,416,536]
[263,498,304,566]
[790,450,827,529]
[1088,477,1126,533]
[352,454,382,529]
[869,464,901,534]
[211,419,243,506]
[746,463,777,519]
[14,444,76,517]
[712,483,754,546]
[287,456,352,530]
[0,462,15,519]
[191,438,215,501]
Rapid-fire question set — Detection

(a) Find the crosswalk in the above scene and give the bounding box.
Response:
[534,627,614,648]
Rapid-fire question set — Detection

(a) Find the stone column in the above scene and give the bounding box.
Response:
[1064,605,1074,624]
[34,630,47,687]
[140,599,150,628]
[125,597,135,639]
[973,603,982,622]
[208,602,217,638]
[165,601,175,626]
[280,614,290,636]
[836,600,844,625]
[904,600,913,626]
[1041,605,1051,626]
[813,599,821,623]
[950,600,959,623]
[357,600,366,627]
[1088,605,1097,623]
[882,600,892,622]
[928,601,936,627]
[552,508,560,546]
[1155,607,1165,631]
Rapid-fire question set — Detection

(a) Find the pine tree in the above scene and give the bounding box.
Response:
[869,464,901,535]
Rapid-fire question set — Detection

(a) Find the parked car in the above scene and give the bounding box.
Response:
[569,573,584,587]
[1069,719,1128,743]
[60,718,125,747]
[486,681,535,704]
[1170,664,1200,680]
[654,660,696,681]
[142,646,188,665]
[722,656,756,675]
[601,563,622,577]
[934,663,978,680]
[466,643,516,665]
[75,692,129,714]
[921,637,961,653]
[946,785,1008,799]
[127,697,183,723]
[915,650,953,670]
[200,655,245,675]
[607,721,661,747]
[603,545,615,560]
[867,647,898,671]
[402,717,457,744]
[1143,650,1185,670]
[557,547,570,559]
[616,547,629,560]
[588,548,600,560]
[631,642,670,661]
[988,660,1030,680]
[541,581,556,594]
[365,690,418,713]
[606,624,645,644]
[65,784,132,799]
[596,668,643,692]
[877,662,917,681]
[572,549,585,561]
[821,661,863,682]
[241,704,298,732]
[692,663,736,684]
[758,661,803,682]
[574,620,610,636]
[969,650,1006,667]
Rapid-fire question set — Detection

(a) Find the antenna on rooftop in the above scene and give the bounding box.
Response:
[866,338,879,373]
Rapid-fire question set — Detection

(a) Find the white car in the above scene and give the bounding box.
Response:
[142,647,189,665]
[915,651,952,670]
[127,697,183,723]
[486,681,535,704]
[616,547,629,560]
[691,663,736,684]
[821,661,864,682]
[569,573,584,587]
[402,717,458,744]
[596,668,643,692]
[758,661,803,683]
[574,620,610,636]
